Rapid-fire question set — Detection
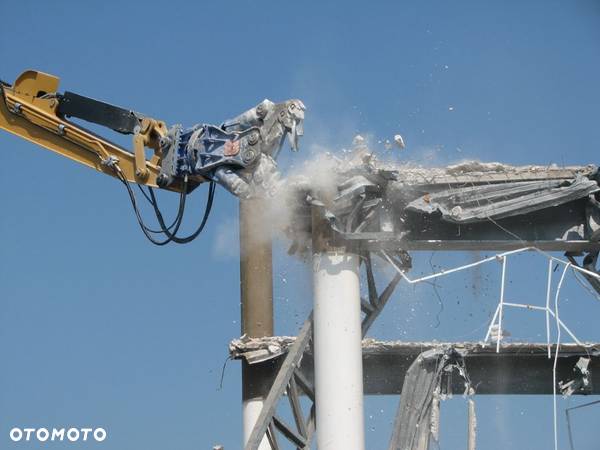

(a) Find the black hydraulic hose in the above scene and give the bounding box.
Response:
[118,173,188,246]
[148,181,215,244]
[171,181,215,243]
[136,184,180,234]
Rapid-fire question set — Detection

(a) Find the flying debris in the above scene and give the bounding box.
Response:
[394,134,405,149]
[489,324,511,343]
[352,134,366,147]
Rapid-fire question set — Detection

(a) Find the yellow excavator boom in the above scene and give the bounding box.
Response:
[0,70,188,191]
[0,69,306,245]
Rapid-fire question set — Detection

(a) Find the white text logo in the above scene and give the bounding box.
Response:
[9,427,107,442]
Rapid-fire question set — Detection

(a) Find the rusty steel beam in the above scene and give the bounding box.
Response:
[239,198,276,450]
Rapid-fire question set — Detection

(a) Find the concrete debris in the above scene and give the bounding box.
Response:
[405,177,600,224]
[382,135,405,150]
[275,145,600,256]
[394,134,405,149]
[444,160,594,176]
[446,161,511,175]
[352,134,366,147]
[386,161,595,183]
[489,324,511,343]
[231,337,599,357]
[229,335,295,363]
[559,357,592,397]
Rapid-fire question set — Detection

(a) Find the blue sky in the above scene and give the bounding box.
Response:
[1,1,600,449]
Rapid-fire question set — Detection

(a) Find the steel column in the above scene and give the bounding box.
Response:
[240,198,274,450]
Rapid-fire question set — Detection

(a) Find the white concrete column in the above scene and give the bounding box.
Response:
[243,399,269,449]
[313,251,365,450]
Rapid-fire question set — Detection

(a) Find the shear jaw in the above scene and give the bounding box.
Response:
[285,99,305,152]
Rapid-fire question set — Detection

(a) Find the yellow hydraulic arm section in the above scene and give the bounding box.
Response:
[0,70,191,192]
